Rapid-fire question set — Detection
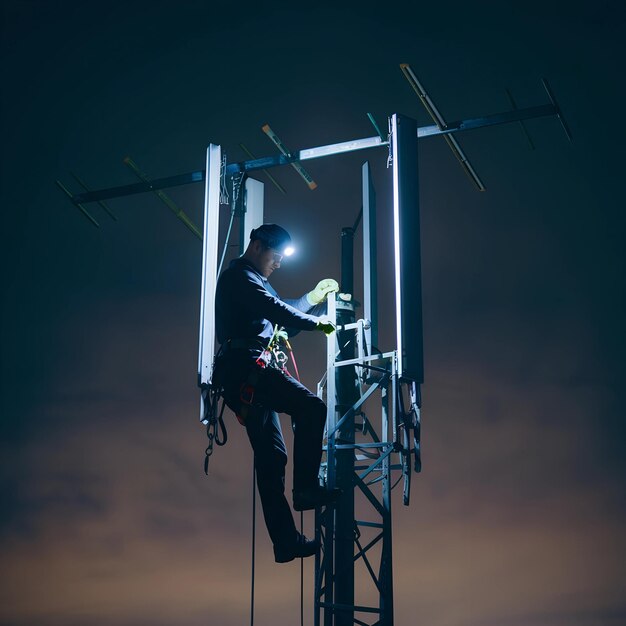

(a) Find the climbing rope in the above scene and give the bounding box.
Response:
[300,511,304,626]
[250,461,256,626]
[247,339,307,626]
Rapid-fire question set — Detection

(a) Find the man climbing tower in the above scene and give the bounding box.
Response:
[213,223,340,563]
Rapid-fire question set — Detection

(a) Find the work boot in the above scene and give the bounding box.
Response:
[274,533,319,563]
[293,486,342,511]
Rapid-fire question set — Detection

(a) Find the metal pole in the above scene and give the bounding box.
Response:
[379,358,395,625]
[323,296,337,626]
[362,161,378,354]
[340,227,354,295]
[334,227,360,626]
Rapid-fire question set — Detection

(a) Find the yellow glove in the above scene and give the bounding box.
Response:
[307,278,339,305]
[316,320,336,336]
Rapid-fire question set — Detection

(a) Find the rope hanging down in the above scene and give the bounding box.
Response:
[204,335,306,626]
[250,461,256,626]
[248,339,305,626]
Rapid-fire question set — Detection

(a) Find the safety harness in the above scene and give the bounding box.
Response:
[203,325,298,474]
[236,324,300,423]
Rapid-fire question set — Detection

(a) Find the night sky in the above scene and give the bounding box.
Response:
[1,1,625,625]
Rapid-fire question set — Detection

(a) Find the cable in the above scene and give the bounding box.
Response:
[250,460,256,626]
[300,510,304,626]
[217,171,246,276]
[219,153,229,205]
[217,204,236,277]
[288,343,301,382]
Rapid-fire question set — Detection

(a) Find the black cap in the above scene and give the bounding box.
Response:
[250,224,292,250]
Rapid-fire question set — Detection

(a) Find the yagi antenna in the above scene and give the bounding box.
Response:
[367,113,386,142]
[56,171,120,227]
[541,77,572,143]
[400,63,486,191]
[261,124,318,190]
[123,156,202,240]
[238,143,287,194]
[55,179,100,227]
[71,173,118,220]
[505,88,535,150]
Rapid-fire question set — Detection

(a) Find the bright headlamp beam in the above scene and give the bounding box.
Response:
[284,246,295,257]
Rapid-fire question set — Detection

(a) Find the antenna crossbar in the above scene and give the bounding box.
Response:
[67,102,561,207]
[262,123,318,189]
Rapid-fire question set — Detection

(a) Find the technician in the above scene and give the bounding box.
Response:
[213,224,340,563]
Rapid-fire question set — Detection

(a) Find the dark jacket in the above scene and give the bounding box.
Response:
[215,257,318,348]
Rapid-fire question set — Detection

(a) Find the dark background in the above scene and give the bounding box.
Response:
[1,1,625,625]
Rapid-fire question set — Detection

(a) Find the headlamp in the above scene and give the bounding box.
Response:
[251,224,294,259]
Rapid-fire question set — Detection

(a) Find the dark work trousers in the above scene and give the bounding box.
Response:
[216,351,327,548]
